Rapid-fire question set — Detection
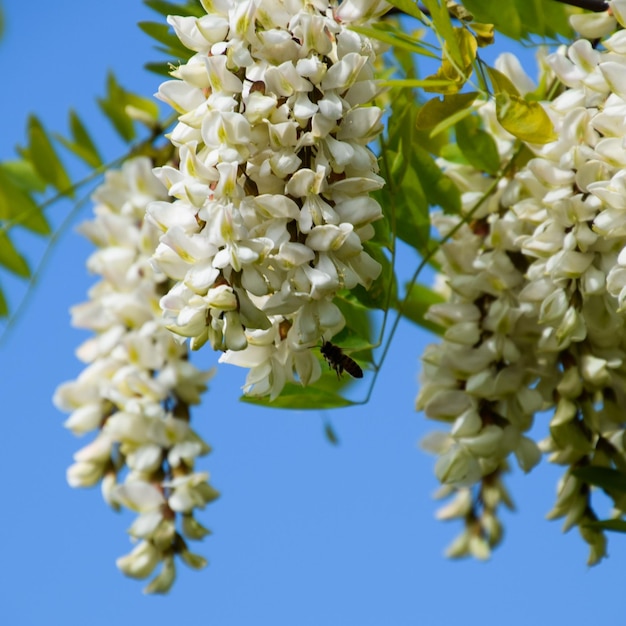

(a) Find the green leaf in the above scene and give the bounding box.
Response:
[460,0,572,39]
[583,519,626,533]
[386,0,428,21]
[416,92,478,131]
[392,164,431,255]
[334,295,375,347]
[97,72,136,142]
[351,23,439,59]
[144,61,173,77]
[68,110,103,168]
[144,0,204,18]
[324,422,340,445]
[0,284,7,318]
[350,243,397,312]
[24,116,73,195]
[495,93,557,144]
[487,66,521,97]
[421,0,463,68]
[139,21,191,57]
[241,381,356,410]
[411,144,461,213]
[572,467,626,494]
[399,282,445,335]
[455,115,501,175]
[0,159,46,193]
[0,232,30,278]
[0,169,50,235]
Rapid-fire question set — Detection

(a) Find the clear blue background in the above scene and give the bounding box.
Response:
[1,2,625,624]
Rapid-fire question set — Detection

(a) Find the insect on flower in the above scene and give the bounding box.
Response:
[320,341,363,379]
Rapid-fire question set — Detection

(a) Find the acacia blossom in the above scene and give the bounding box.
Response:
[419,2,626,564]
[148,0,388,399]
[54,157,217,593]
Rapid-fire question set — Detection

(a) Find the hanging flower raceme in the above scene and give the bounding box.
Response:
[54,157,217,594]
[417,56,550,558]
[419,2,626,565]
[147,0,388,399]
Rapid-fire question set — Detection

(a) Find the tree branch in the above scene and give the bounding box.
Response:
[551,0,609,12]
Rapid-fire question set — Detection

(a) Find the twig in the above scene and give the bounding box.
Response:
[551,0,609,11]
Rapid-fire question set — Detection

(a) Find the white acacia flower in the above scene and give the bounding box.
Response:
[55,157,217,592]
[148,0,387,397]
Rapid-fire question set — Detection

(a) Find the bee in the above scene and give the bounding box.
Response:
[320,341,363,379]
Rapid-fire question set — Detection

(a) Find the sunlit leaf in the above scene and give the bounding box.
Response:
[386,0,428,21]
[0,169,50,235]
[487,66,521,97]
[421,0,463,68]
[460,0,572,39]
[241,382,356,410]
[495,93,557,144]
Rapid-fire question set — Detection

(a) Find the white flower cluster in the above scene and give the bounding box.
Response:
[417,56,549,558]
[147,0,388,399]
[419,3,626,563]
[54,157,216,593]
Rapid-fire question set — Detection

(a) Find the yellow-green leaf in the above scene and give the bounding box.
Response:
[387,0,428,21]
[495,93,557,144]
[422,0,463,68]
[487,66,521,97]
[0,232,30,278]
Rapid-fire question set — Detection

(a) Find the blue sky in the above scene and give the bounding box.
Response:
[1,2,625,625]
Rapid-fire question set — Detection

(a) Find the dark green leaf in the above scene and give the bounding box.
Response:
[393,164,431,255]
[145,61,174,77]
[398,282,445,335]
[0,232,30,278]
[572,467,626,494]
[324,422,340,445]
[24,116,72,196]
[455,116,501,175]
[411,144,461,213]
[139,21,191,57]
